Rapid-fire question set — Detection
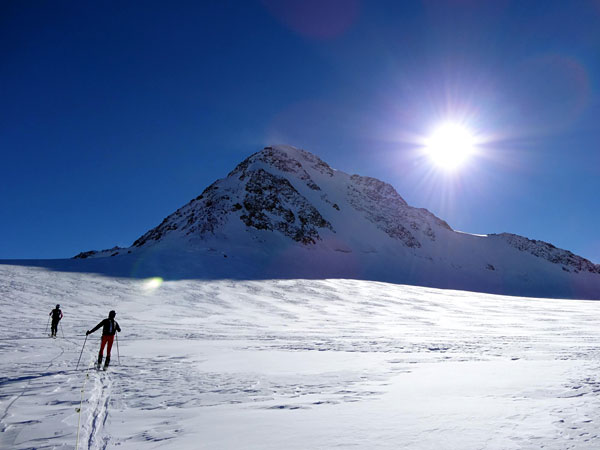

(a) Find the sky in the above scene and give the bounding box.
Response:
[1,0,600,263]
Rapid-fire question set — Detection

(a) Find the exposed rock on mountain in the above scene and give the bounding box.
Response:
[73,145,600,299]
[491,233,600,274]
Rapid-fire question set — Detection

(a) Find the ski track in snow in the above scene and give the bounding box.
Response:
[2,264,600,448]
[86,370,111,450]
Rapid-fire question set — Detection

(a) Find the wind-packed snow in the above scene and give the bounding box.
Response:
[2,263,600,449]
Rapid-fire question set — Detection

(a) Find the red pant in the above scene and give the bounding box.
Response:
[99,335,115,358]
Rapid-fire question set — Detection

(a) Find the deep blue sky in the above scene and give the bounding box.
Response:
[2,0,600,263]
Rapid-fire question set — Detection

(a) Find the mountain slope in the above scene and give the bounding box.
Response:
[5,265,600,449]
[69,145,600,299]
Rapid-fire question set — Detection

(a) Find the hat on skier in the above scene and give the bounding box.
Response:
[56,304,60,309]
[109,310,116,318]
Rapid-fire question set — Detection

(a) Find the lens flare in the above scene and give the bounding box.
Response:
[143,277,163,292]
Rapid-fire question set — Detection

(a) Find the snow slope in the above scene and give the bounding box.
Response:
[2,263,600,449]
[56,145,600,299]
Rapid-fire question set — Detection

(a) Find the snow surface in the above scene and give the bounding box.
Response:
[2,263,600,449]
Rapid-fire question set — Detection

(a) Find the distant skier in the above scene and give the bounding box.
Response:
[86,310,121,369]
[49,304,63,337]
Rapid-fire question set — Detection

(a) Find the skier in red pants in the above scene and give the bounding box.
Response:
[86,310,121,369]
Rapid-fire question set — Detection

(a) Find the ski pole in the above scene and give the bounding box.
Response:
[60,321,65,338]
[45,316,50,335]
[116,333,120,365]
[76,335,88,370]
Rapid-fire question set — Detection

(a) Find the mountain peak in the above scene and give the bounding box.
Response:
[130,146,338,249]
[229,145,335,184]
[73,145,600,299]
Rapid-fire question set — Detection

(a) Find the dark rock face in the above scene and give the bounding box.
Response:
[240,169,332,244]
[230,146,333,191]
[74,246,124,259]
[132,181,233,248]
[347,174,450,248]
[132,147,336,248]
[74,250,98,259]
[492,233,600,274]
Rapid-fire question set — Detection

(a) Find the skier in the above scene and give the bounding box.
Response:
[49,304,63,337]
[86,310,121,370]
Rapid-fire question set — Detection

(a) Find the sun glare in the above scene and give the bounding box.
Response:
[424,123,475,171]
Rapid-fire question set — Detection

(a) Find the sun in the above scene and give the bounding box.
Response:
[424,123,476,171]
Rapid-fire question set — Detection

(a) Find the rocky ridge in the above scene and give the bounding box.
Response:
[491,233,600,274]
[74,145,600,281]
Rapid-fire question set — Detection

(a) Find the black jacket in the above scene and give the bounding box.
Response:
[49,308,63,322]
[89,318,121,336]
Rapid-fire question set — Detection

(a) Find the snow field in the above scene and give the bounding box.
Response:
[1,264,600,449]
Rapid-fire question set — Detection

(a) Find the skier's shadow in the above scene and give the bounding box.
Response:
[0,370,77,387]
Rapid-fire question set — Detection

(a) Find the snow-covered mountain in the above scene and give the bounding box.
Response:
[73,145,599,299]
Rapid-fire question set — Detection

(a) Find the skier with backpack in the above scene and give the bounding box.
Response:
[49,304,63,337]
[86,310,121,370]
